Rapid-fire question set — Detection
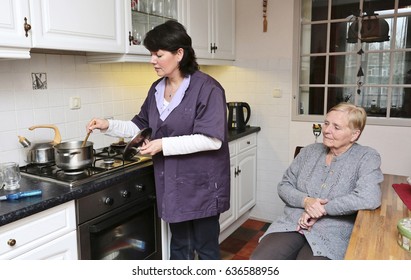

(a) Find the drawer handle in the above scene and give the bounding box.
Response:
[247,141,251,144]
[7,239,16,247]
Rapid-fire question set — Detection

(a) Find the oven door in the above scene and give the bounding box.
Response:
[78,198,162,260]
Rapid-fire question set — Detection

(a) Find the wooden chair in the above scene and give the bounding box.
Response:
[294,146,304,158]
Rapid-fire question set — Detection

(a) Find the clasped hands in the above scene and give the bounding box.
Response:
[297,197,328,232]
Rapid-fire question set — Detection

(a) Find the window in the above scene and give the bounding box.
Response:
[294,0,411,126]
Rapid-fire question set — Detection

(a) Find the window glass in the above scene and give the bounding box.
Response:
[302,0,328,21]
[297,0,411,125]
[331,0,359,20]
[329,54,358,84]
[299,86,326,115]
[301,23,328,54]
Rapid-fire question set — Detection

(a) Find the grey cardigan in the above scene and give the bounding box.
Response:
[262,143,383,260]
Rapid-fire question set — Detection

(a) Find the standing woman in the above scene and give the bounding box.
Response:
[87,20,230,260]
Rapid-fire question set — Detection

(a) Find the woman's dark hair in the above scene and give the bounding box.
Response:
[143,20,199,76]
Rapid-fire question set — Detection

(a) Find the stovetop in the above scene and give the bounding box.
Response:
[20,147,152,188]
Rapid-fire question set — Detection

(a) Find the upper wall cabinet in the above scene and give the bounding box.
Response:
[0,0,125,59]
[183,0,235,62]
[87,0,182,63]
[127,0,180,54]
[30,0,125,53]
[0,0,31,59]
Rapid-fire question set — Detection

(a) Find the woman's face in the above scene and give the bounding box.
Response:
[149,48,183,78]
[322,110,360,153]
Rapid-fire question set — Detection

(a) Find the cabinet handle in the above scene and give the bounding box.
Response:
[247,141,251,144]
[210,43,218,53]
[23,17,31,37]
[128,31,134,46]
[7,239,16,247]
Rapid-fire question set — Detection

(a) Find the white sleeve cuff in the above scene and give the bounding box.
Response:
[162,134,222,156]
[105,120,140,138]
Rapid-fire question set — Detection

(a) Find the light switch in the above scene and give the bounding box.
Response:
[70,97,81,110]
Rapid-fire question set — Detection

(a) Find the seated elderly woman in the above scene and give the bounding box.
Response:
[251,102,383,260]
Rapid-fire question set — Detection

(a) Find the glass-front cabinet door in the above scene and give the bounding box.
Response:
[127,0,180,54]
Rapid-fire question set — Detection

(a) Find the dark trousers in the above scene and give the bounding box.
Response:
[168,215,221,260]
[250,232,330,260]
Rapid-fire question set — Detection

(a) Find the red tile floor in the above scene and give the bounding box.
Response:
[220,219,270,260]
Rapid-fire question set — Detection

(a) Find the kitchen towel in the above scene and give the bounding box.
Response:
[392,183,411,211]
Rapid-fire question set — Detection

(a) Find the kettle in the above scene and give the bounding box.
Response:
[227,102,251,131]
[18,124,62,165]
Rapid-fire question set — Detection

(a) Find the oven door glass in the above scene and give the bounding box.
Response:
[87,201,159,260]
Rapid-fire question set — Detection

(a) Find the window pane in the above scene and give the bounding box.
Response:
[399,0,411,13]
[329,54,358,84]
[392,51,411,84]
[301,23,327,54]
[357,86,388,117]
[392,87,411,118]
[395,16,411,49]
[327,87,356,110]
[300,56,326,84]
[331,0,359,20]
[330,22,353,52]
[302,0,328,22]
[361,52,390,84]
[299,87,326,115]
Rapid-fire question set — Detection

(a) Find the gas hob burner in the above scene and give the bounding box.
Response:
[63,169,86,176]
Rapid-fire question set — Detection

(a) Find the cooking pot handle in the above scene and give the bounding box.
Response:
[29,124,62,145]
[243,103,251,124]
[56,150,80,157]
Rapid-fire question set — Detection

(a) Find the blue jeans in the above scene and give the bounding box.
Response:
[169,215,220,260]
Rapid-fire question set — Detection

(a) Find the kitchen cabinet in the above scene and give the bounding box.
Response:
[219,133,257,239]
[0,0,125,59]
[0,0,31,59]
[0,201,78,260]
[183,0,235,62]
[87,0,183,63]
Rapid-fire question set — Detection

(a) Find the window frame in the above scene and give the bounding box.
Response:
[292,0,411,127]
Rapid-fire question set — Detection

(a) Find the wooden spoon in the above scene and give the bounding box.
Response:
[82,121,95,147]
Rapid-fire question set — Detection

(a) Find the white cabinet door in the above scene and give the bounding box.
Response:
[0,0,31,58]
[29,0,125,53]
[219,152,237,232]
[212,0,235,60]
[12,231,78,260]
[237,147,257,217]
[184,0,235,61]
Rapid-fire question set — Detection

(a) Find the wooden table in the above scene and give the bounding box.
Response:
[345,174,411,259]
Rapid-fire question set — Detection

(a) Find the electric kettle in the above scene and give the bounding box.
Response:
[227,102,251,131]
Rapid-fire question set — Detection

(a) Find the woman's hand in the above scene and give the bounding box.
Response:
[139,139,163,156]
[86,118,109,133]
[297,212,318,232]
[303,197,328,218]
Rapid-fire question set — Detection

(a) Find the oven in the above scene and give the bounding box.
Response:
[20,146,162,260]
[76,167,162,260]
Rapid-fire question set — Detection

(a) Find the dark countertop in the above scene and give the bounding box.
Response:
[0,126,261,227]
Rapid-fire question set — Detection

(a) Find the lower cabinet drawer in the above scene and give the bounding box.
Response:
[0,201,76,258]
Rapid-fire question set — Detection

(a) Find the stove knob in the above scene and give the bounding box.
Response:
[121,190,131,198]
[135,184,144,192]
[104,197,114,206]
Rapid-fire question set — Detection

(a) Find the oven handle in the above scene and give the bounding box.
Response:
[88,199,155,234]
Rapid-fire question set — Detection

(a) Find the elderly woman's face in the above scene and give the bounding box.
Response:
[322,110,360,152]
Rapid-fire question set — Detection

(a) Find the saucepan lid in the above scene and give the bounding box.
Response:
[123,128,152,160]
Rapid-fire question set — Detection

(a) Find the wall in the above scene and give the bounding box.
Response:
[0,0,409,225]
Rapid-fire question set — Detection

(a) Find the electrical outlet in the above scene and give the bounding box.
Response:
[272,88,281,98]
[69,97,81,110]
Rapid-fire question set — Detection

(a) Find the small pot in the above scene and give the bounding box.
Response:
[54,141,94,171]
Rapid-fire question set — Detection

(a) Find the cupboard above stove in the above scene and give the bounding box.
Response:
[0,0,235,64]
